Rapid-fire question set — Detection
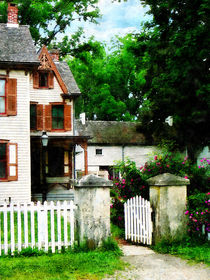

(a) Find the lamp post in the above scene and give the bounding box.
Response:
[41,132,48,203]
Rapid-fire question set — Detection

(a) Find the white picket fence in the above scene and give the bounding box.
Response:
[0,200,76,255]
[124,196,152,245]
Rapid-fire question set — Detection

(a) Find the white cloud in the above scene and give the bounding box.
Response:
[62,0,150,44]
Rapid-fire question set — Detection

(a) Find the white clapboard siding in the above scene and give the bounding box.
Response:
[124,196,152,245]
[0,201,76,256]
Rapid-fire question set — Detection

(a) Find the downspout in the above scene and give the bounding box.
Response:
[73,101,76,179]
[122,144,125,162]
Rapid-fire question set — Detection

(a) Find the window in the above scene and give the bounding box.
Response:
[46,148,71,177]
[52,105,64,129]
[0,78,17,116]
[0,79,6,114]
[96,149,102,155]
[0,141,18,181]
[39,72,48,88]
[0,143,7,179]
[30,104,37,130]
[45,104,71,131]
[33,71,54,89]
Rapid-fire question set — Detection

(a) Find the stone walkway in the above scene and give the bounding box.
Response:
[103,244,210,280]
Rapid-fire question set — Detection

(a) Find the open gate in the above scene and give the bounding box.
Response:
[124,195,152,245]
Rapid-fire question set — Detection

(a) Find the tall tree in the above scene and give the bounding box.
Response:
[137,0,210,160]
[0,0,100,47]
[68,35,146,121]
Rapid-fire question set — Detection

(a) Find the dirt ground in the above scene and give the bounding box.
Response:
[103,244,210,280]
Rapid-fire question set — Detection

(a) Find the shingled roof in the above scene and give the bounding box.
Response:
[0,24,39,66]
[75,120,147,145]
[55,61,81,96]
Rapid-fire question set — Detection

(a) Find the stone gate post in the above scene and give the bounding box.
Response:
[147,173,190,244]
[74,174,112,247]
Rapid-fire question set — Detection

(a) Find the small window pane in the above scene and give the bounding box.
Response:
[9,144,16,164]
[9,166,16,177]
[0,143,6,160]
[0,162,7,178]
[39,73,48,87]
[96,149,102,155]
[30,104,37,129]
[52,105,64,129]
[0,143,7,179]
[0,80,5,96]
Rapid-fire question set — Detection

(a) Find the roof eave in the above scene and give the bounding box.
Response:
[0,61,40,69]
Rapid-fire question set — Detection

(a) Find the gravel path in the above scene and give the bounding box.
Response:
[103,245,210,280]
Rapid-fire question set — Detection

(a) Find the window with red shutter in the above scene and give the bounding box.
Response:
[0,78,17,116]
[45,104,52,131]
[64,104,71,131]
[36,104,44,131]
[0,141,18,181]
[33,71,54,89]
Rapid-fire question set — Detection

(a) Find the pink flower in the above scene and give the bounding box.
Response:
[110,204,113,208]
[185,210,189,215]
[200,159,204,162]
[154,155,158,160]
[131,179,133,182]
[198,166,201,168]
[166,165,170,168]
[196,212,198,214]
[184,156,188,161]
[182,162,185,164]
[201,212,204,215]
[184,176,188,179]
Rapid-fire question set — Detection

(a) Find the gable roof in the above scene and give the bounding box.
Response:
[75,120,147,145]
[39,46,80,96]
[55,61,80,96]
[0,24,39,66]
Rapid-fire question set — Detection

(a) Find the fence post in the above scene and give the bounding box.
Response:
[74,174,112,248]
[147,173,190,244]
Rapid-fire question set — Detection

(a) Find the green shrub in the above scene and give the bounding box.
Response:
[185,192,210,237]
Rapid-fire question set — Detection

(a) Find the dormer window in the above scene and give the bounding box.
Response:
[33,71,54,89]
[39,72,48,88]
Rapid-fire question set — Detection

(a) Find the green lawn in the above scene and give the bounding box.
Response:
[0,250,125,280]
[152,239,210,266]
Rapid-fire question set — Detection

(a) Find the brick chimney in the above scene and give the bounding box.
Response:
[49,49,60,62]
[7,2,19,27]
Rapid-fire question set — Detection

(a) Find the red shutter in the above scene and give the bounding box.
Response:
[8,143,18,181]
[33,71,39,89]
[64,104,71,131]
[7,78,17,116]
[37,104,44,131]
[45,104,52,131]
[48,72,54,89]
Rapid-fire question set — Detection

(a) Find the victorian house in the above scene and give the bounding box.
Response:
[0,3,88,203]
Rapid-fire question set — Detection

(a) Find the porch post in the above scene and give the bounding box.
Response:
[80,143,88,175]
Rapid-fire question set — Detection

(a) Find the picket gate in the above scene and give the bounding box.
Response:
[0,200,76,255]
[124,196,152,245]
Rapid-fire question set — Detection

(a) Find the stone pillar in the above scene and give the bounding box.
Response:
[147,173,190,244]
[74,174,112,248]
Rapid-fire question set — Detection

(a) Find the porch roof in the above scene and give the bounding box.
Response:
[31,135,91,146]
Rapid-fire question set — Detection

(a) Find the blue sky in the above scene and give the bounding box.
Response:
[67,0,150,43]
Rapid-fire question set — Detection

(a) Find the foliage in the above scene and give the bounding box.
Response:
[110,159,148,228]
[0,250,124,280]
[110,154,210,228]
[152,237,210,265]
[185,192,210,237]
[0,0,100,48]
[68,35,146,120]
[136,0,210,160]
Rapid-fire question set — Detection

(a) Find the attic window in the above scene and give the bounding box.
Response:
[39,72,48,88]
[96,149,102,155]
[33,71,54,89]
